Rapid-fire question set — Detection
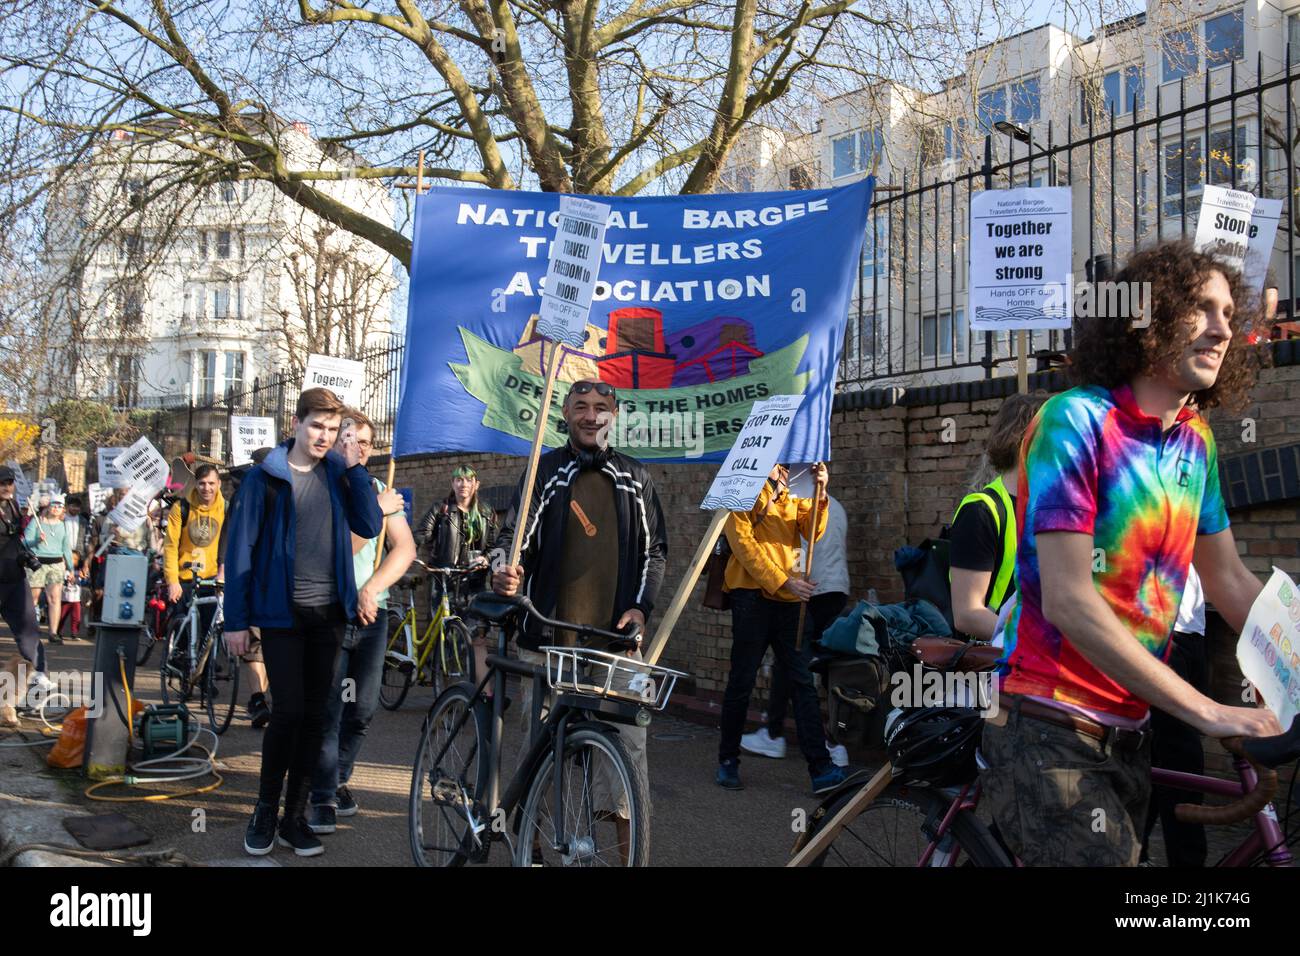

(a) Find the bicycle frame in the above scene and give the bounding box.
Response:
[909,757,1294,867]
[165,583,221,693]
[388,578,463,678]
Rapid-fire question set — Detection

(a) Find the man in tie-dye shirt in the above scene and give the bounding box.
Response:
[981,240,1283,867]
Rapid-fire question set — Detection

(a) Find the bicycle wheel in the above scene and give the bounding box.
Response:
[801,778,1010,867]
[159,618,189,704]
[431,617,475,698]
[409,684,489,867]
[379,609,414,711]
[203,632,241,735]
[136,609,163,666]
[514,725,650,867]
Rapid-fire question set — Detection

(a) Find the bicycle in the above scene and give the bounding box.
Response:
[408,592,687,867]
[379,561,480,710]
[789,637,1300,867]
[158,576,240,735]
[135,569,172,666]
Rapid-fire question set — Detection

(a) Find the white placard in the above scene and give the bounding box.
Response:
[1194,184,1257,276]
[700,395,805,512]
[112,437,169,492]
[97,447,128,488]
[969,186,1073,331]
[1243,198,1283,295]
[87,482,109,515]
[6,460,31,509]
[303,353,365,408]
[1237,568,1300,730]
[536,196,611,348]
[106,485,156,534]
[229,416,277,466]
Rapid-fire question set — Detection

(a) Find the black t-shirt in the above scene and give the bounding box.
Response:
[949,494,1017,601]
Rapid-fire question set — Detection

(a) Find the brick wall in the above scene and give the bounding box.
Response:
[372,354,1300,719]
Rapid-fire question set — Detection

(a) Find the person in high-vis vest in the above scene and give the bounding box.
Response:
[949,393,1043,642]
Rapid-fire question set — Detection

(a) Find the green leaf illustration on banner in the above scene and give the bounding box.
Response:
[449,328,810,459]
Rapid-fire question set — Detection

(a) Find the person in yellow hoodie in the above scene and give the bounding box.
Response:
[717,462,850,795]
[164,463,226,637]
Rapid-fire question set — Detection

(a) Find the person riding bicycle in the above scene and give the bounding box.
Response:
[981,240,1283,867]
[948,393,1043,643]
[163,462,226,639]
[492,378,668,854]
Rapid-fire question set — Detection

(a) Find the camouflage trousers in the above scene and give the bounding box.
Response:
[981,695,1152,866]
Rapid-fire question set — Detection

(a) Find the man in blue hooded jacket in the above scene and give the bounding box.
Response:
[223,387,391,857]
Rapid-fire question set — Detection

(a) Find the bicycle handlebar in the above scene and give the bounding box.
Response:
[492,593,642,650]
[410,558,483,576]
[1173,716,1299,827]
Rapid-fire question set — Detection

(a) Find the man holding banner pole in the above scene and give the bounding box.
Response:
[491,378,667,851]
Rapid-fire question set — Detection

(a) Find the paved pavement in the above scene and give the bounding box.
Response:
[1,626,829,867]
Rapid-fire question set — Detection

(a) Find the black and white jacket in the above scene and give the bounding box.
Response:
[493,444,668,651]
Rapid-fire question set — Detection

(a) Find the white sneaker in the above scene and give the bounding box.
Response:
[740,727,787,759]
[827,741,849,768]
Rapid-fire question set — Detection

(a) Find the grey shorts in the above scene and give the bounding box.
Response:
[27,561,66,590]
[980,696,1152,867]
[517,647,649,820]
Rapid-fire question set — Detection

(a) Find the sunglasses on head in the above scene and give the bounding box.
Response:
[568,381,616,399]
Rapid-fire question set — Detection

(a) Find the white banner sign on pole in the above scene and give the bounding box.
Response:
[968,186,1073,331]
[700,395,805,512]
[97,447,129,488]
[87,482,109,515]
[106,485,156,534]
[303,354,366,408]
[112,437,170,492]
[229,416,277,466]
[1243,198,1283,295]
[6,460,31,509]
[535,195,612,348]
[1193,184,1257,275]
[1237,567,1300,730]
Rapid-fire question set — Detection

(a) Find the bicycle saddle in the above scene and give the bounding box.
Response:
[468,591,525,623]
[909,636,1001,673]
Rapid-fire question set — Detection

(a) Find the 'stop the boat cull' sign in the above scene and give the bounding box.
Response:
[397,180,874,463]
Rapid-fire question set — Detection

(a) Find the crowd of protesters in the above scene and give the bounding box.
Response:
[0,236,1290,868]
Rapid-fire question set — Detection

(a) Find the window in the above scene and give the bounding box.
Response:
[124,179,144,209]
[944,119,967,161]
[220,181,236,202]
[1205,10,1243,69]
[184,281,206,321]
[212,286,230,319]
[789,165,814,190]
[977,88,1006,132]
[1290,14,1300,64]
[832,126,885,179]
[918,127,945,167]
[861,215,889,281]
[238,229,247,259]
[1137,168,1150,237]
[922,309,966,360]
[123,289,143,325]
[1163,137,1202,218]
[217,229,231,259]
[1010,78,1040,124]
[224,352,245,395]
[1162,28,1197,82]
[197,230,207,259]
[111,354,137,407]
[242,180,253,201]
[1163,124,1252,217]
[196,351,217,403]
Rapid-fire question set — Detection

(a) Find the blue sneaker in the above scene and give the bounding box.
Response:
[715,760,743,790]
[811,765,851,795]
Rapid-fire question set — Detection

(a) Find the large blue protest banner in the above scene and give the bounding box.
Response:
[395,179,873,463]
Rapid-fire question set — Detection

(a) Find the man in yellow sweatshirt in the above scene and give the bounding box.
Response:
[718,462,850,795]
[164,463,226,647]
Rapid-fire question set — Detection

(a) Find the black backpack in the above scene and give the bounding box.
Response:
[895,526,954,632]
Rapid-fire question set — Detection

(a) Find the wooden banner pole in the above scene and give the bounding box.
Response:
[644,508,729,667]
[795,474,824,651]
[1016,330,1028,393]
[373,457,397,572]
[787,763,893,867]
[509,334,563,569]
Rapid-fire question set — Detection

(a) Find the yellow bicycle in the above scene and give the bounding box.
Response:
[379,562,481,711]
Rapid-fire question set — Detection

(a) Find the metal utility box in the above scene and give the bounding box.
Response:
[102,552,149,626]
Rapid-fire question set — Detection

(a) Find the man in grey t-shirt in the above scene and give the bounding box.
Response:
[290,463,335,606]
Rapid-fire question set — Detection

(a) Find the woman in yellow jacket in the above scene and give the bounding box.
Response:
[717,462,849,795]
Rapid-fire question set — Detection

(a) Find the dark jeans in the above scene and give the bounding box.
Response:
[1142,630,1208,867]
[0,569,44,673]
[257,604,346,819]
[310,615,387,806]
[768,591,848,736]
[720,589,830,774]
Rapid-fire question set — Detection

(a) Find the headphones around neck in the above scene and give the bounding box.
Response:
[571,442,612,471]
